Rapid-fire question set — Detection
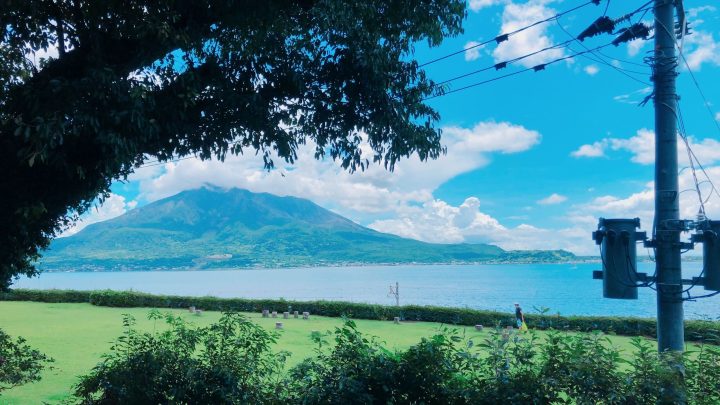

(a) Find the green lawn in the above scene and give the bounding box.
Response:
[0,301,675,404]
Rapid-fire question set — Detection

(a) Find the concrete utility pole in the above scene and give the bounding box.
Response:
[653,0,684,352]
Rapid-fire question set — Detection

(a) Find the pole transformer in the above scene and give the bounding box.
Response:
[653,0,684,352]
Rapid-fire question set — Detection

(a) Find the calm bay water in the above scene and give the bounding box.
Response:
[12,262,719,319]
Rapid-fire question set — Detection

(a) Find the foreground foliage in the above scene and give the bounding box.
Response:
[74,311,287,404]
[0,329,52,395]
[72,312,720,404]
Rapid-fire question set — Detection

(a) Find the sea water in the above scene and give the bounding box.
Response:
[11,262,719,319]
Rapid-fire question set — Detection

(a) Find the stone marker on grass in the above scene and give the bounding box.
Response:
[475,325,483,331]
[262,309,269,318]
[275,322,283,330]
[271,311,278,318]
[393,317,401,324]
[283,312,289,319]
[302,311,310,320]
[293,311,299,318]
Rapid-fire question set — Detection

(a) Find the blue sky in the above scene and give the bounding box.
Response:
[68,0,720,255]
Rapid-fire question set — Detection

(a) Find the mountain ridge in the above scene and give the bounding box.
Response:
[42,187,576,271]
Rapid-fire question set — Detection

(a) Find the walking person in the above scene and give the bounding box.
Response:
[514,303,528,331]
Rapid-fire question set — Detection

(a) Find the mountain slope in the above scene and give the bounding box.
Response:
[42,187,574,271]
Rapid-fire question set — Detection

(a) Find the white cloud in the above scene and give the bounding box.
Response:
[683,31,720,71]
[464,41,484,61]
[688,6,716,18]
[370,161,720,256]
[537,193,567,205]
[492,1,566,68]
[571,141,606,158]
[573,164,720,236]
[468,0,508,12]
[441,121,541,154]
[584,65,599,76]
[572,129,720,167]
[60,194,134,237]
[133,121,541,224]
[608,129,655,165]
[368,196,591,253]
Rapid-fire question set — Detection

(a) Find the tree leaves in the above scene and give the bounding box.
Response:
[0,0,466,288]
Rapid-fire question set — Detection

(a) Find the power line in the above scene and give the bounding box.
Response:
[418,0,603,67]
[424,41,616,101]
[434,39,574,86]
[137,155,197,169]
[555,20,651,86]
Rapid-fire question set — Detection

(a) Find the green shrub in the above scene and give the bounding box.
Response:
[71,312,717,404]
[686,343,720,405]
[0,288,91,303]
[0,329,53,396]
[3,288,719,342]
[286,320,466,404]
[73,311,287,404]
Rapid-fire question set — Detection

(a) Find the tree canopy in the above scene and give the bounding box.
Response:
[0,0,465,289]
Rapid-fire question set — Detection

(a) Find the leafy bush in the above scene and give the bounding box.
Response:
[686,342,720,405]
[71,311,720,404]
[286,320,466,404]
[73,311,287,404]
[3,288,719,342]
[0,329,53,395]
[0,288,91,303]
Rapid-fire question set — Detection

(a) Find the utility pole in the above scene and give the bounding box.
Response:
[653,0,684,352]
[388,282,399,306]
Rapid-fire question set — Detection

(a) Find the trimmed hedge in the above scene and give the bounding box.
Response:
[2,288,719,343]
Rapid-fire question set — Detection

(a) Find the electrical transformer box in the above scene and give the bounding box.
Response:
[593,218,644,299]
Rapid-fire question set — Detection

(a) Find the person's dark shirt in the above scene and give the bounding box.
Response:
[515,306,523,320]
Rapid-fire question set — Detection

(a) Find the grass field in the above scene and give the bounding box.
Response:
[0,301,679,404]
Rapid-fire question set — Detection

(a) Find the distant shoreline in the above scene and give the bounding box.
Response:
[39,258,603,273]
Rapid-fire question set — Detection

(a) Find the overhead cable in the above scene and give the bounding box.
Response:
[424,41,617,101]
[418,0,603,67]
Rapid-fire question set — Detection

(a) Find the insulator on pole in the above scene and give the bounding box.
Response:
[578,16,616,41]
[612,23,651,46]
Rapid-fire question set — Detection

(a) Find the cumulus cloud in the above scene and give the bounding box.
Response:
[133,121,541,224]
[573,165,720,235]
[683,31,720,71]
[571,142,606,158]
[571,129,720,166]
[60,194,135,237]
[368,196,591,253]
[584,65,599,75]
[608,129,655,165]
[537,193,567,205]
[492,0,565,68]
[464,41,484,61]
[366,160,720,256]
